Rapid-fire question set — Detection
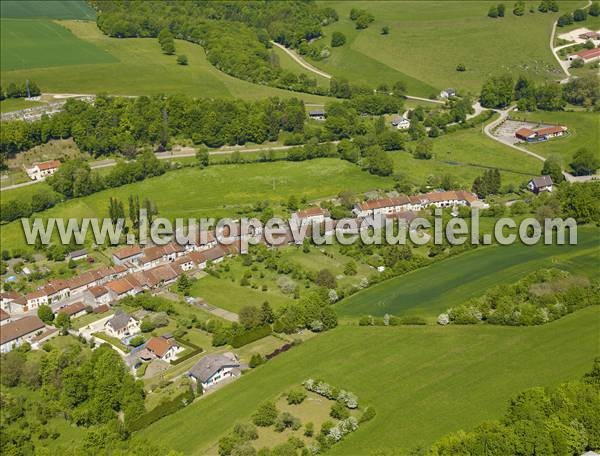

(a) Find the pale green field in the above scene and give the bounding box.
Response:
[309,1,585,95]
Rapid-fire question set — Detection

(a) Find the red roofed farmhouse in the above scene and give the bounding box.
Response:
[25,160,60,181]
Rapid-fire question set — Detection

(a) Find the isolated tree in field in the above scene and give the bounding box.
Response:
[488,5,499,17]
[590,2,600,16]
[571,148,599,176]
[513,1,525,16]
[260,301,275,324]
[37,305,54,324]
[414,138,433,160]
[176,54,188,65]
[573,8,587,22]
[497,3,506,16]
[176,273,191,295]
[252,401,278,426]
[355,13,374,29]
[196,145,209,168]
[480,74,514,108]
[363,145,394,176]
[392,80,407,96]
[456,63,466,72]
[239,305,262,329]
[158,28,175,54]
[541,156,564,183]
[381,25,390,34]
[331,31,346,47]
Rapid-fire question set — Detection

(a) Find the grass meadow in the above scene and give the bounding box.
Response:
[137,306,600,454]
[308,1,582,95]
[511,111,600,166]
[0,20,334,103]
[335,226,599,320]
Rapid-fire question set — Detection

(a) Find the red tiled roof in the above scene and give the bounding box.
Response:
[112,245,142,260]
[515,127,536,138]
[36,160,60,171]
[0,309,10,321]
[575,48,600,60]
[295,207,327,219]
[105,277,136,295]
[58,301,86,317]
[357,195,412,211]
[535,125,566,136]
[145,336,176,358]
[87,285,109,298]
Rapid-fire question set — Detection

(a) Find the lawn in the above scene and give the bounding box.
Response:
[306,1,581,95]
[0,97,45,113]
[335,226,599,320]
[137,306,600,454]
[0,158,392,252]
[0,19,334,104]
[510,110,600,166]
[0,19,117,71]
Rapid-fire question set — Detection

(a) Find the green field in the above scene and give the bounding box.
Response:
[1,19,117,70]
[137,306,600,454]
[308,1,584,95]
[0,159,391,252]
[0,20,334,103]
[0,0,95,19]
[513,111,600,166]
[0,97,45,113]
[336,227,599,320]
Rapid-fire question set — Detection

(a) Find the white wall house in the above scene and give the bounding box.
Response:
[188,353,241,390]
[25,160,60,181]
[104,311,140,338]
[0,316,46,353]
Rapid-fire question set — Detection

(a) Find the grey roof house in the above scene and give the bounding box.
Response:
[188,353,240,388]
[527,175,554,194]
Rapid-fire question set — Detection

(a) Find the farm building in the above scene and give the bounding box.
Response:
[25,160,60,181]
[69,249,88,261]
[568,47,600,63]
[291,207,330,228]
[527,175,554,194]
[440,88,456,98]
[515,125,567,142]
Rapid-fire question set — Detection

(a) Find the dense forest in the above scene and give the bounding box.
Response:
[90,0,340,95]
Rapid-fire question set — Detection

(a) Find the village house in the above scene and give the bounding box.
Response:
[57,301,87,320]
[391,115,410,130]
[25,290,49,310]
[528,175,554,194]
[189,244,230,269]
[68,249,88,261]
[291,207,331,229]
[84,285,111,306]
[0,292,27,314]
[112,245,143,266]
[440,88,456,99]
[105,276,142,301]
[104,311,140,338]
[25,160,60,181]
[174,255,195,272]
[0,316,46,353]
[354,191,481,217]
[568,47,600,63]
[353,195,412,218]
[40,279,71,303]
[308,109,326,120]
[515,125,567,142]
[188,353,241,390]
[0,309,11,326]
[139,335,181,362]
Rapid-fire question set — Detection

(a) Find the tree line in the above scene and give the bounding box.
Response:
[481,74,599,110]
[0,80,41,100]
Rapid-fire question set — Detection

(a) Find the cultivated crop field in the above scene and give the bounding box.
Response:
[137,307,600,454]
[307,1,578,94]
[0,19,117,71]
[335,226,600,320]
[0,0,96,20]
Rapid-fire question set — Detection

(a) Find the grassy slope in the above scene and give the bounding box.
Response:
[310,1,584,95]
[0,0,95,19]
[0,159,391,251]
[511,111,600,166]
[0,97,45,113]
[138,306,600,454]
[0,20,333,104]
[336,226,599,319]
[1,19,117,71]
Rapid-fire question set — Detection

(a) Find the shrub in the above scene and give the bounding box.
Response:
[330,402,350,420]
[287,387,307,405]
[249,354,264,368]
[129,335,145,347]
[304,422,314,437]
[127,388,194,432]
[230,325,271,348]
[176,54,188,65]
[360,406,376,423]
[252,401,278,427]
[330,31,346,47]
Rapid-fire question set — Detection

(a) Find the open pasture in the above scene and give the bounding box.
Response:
[137,306,600,454]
